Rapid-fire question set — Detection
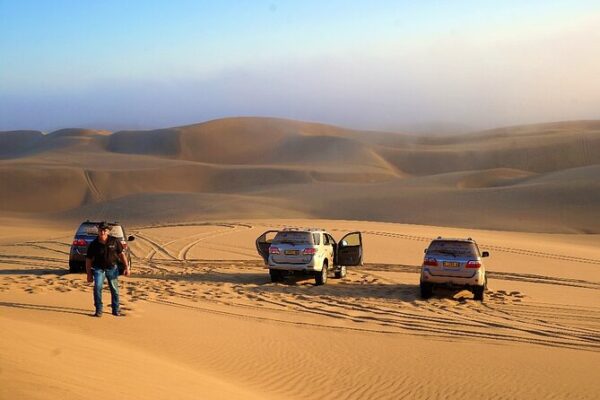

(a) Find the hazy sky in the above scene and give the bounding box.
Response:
[1,1,599,132]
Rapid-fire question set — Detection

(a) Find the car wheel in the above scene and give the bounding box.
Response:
[473,285,485,301]
[315,263,328,286]
[334,265,347,279]
[269,269,283,283]
[420,281,433,299]
[69,260,80,273]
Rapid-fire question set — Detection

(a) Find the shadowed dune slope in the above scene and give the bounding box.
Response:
[108,129,182,157]
[87,165,317,199]
[0,128,110,159]
[266,135,398,171]
[378,131,600,175]
[0,166,89,212]
[1,118,599,232]
[0,131,44,158]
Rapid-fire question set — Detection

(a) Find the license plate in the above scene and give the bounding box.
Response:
[443,261,460,268]
[284,250,299,255]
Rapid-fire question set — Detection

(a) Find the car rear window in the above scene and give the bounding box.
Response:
[426,241,479,257]
[76,223,124,239]
[273,231,313,245]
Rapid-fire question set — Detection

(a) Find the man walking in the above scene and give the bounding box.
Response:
[86,222,130,317]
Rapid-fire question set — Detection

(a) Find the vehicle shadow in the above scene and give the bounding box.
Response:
[0,268,70,276]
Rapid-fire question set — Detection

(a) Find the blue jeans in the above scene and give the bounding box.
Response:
[93,266,119,315]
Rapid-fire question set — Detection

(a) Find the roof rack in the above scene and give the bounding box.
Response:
[281,227,325,232]
[434,237,476,242]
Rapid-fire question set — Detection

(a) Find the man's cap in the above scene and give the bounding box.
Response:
[97,222,112,231]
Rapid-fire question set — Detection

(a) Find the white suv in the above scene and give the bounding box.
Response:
[256,228,363,285]
[420,237,489,301]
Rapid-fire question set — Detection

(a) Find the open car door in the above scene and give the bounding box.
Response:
[255,230,278,264]
[335,232,363,266]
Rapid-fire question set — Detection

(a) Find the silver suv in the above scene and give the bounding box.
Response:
[256,228,363,285]
[419,237,489,301]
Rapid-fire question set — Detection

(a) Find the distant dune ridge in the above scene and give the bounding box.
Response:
[1,117,599,232]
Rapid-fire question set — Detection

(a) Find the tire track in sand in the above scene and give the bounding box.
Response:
[83,169,103,202]
[179,224,253,260]
[133,233,178,261]
[131,223,253,261]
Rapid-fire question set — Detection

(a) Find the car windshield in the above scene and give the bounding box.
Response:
[427,241,478,257]
[273,231,313,245]
[76,223,124,239]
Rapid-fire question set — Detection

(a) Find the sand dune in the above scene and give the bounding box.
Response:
[0,166,89,212]
[0,130,44,158]
[1,219,599,399]
[378,132,600,175]
[47,128,111,138]
[108,128,182,157]
[1,117,599,232]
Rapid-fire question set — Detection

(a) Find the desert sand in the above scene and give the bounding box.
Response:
[1,118,599,399]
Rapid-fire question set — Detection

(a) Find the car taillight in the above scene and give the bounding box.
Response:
[466,260,481,269]
[423,257,438,266]
[269,246,280,254]
[72,239,87,246]
[303,248,317,255]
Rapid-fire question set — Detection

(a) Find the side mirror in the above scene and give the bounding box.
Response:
[482,251,489,258]
[340,240,348,247]
[128,236,135,242]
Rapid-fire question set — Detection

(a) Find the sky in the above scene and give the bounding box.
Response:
[1,0,600,132]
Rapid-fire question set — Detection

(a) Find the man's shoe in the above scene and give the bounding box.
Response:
[112,311,124,317]
[93,311,102,318]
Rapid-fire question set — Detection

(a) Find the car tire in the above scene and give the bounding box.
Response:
[473,285,485,301]
[315,262,328,286]
[269,269,283,283]
[334,265,347,279]
[420,281,433,299]
[69,260,80,273]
